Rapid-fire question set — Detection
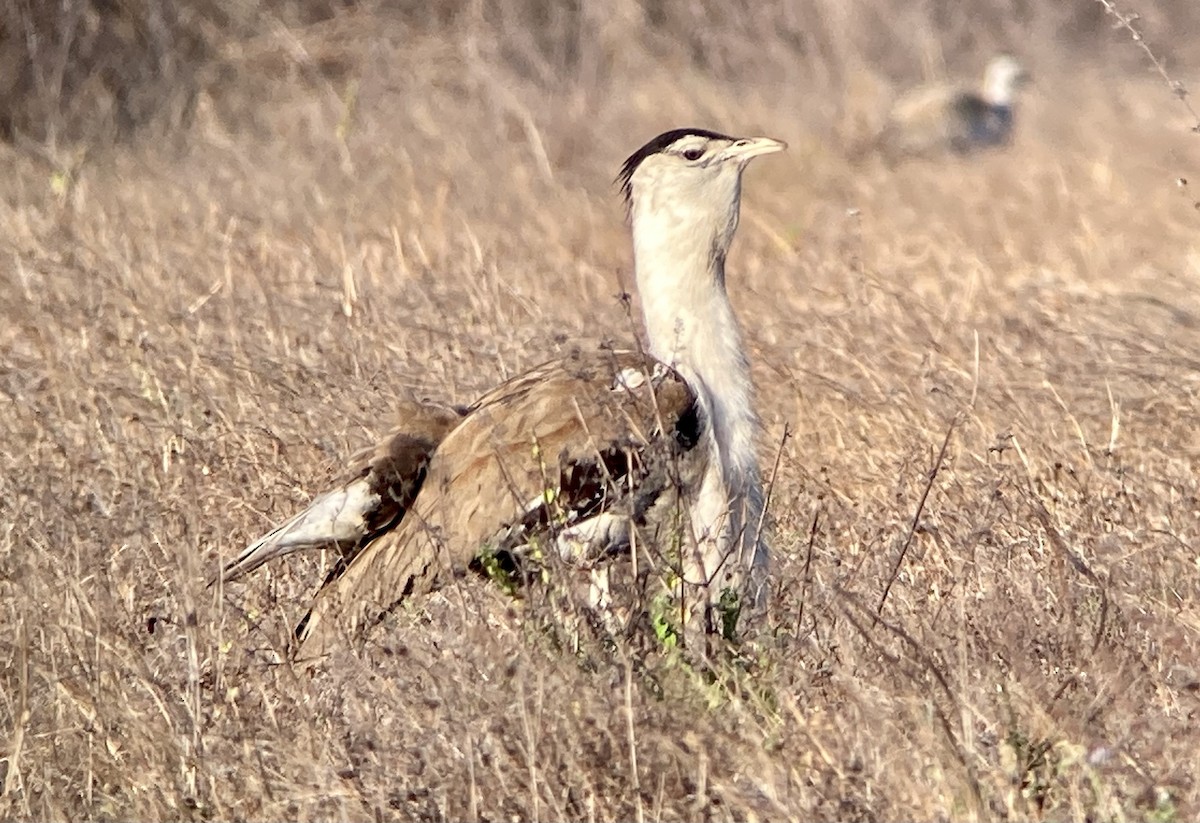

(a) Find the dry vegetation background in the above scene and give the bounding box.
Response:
[2,0,1200,819]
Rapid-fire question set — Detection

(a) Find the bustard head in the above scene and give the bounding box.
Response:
[982,55,1030,107]
[618,129,786,270]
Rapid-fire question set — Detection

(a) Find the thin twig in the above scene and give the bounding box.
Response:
[839,589,984,817]
[875,415,959,621]
[756,423,790,545]
[623,656,645,823]
[1094,0,1200,132]
[726,421,791,610]
[1026,492,1111,654]
[794,509,820,637]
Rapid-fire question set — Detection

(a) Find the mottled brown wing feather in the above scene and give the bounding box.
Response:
[295,348,702,656]
[310,401,465,584]
[337,402,466,546]
[340,400,466,486]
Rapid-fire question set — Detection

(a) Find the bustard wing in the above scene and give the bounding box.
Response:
[212,399,464,585]
[880,81,971,157]
[294,348,705,656]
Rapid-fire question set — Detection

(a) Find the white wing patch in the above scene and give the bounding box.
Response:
[510,493,631,565]
[611,362,671,392]
[612,366,648,390]
[554,512,630,565]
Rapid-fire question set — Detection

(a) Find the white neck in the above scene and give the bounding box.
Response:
[630,184,768,595]
[635,227,758,481]
[983,72,1016,107]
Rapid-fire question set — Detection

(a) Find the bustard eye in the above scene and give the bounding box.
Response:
[681,147,705,161]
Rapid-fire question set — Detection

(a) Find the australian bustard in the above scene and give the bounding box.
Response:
[876,55,1030,158]
[213,128,786,655]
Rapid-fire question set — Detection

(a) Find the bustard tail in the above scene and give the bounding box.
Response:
[212,480,378,585]
[210,400,464,586]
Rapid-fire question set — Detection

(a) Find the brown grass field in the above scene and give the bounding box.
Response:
[2,1,1200,819]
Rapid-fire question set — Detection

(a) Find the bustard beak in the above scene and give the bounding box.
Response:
[723,136,787,163]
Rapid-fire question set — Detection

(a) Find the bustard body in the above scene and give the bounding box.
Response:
[214,129,785,654]
[877,55,1030,158]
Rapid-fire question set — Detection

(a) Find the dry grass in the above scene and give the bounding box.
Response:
[2,1,1200,820]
